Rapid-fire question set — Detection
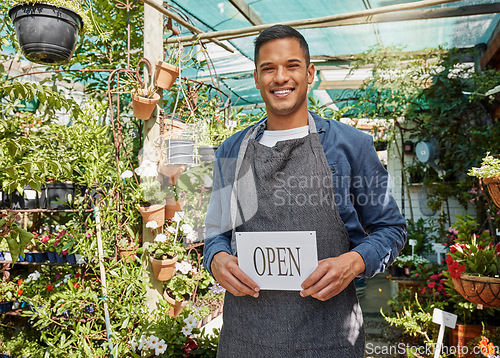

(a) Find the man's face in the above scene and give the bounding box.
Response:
[254,37,315,120]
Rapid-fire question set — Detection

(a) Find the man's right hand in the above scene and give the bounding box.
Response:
[211,251,260,298]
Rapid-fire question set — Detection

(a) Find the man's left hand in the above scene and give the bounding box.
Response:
[300,251,365,301]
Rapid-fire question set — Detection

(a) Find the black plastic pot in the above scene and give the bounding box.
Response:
[46,183,75,210]
[0,187,10,209]
[9,185,45,210]
[9,3,83,65]
[198,145,218,164]
[81,183,110,207]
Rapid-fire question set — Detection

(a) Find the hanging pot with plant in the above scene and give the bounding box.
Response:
[451,274,500,308]
[151,254,178,281]
[8,0,91,65]
[155,61,179,90]
[468,153,500,208]
[163,289,188,318]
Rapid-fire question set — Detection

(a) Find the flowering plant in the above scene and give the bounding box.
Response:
[445,215,499,279]
[140,231,185,261]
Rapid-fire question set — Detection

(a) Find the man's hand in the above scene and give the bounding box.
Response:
[211,251,260,298]
[300,251,365,301]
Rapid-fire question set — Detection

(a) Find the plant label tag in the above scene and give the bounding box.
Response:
[228,120,237,128]
[432,308,457,328]
[236,231,318,291]
[24,190,36,200]
[409,239,417,246]
[173,211,184,222]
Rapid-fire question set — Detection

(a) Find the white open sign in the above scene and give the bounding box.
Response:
[236,231,318,291]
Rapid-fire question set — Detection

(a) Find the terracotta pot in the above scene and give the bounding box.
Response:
[138,203,166,226]
[452,274,500,308]
[118,246,137,263]
[155,61,179,90]
[163,289,187,318]
[165,196,186,220]
[150,254,178,281]
[131,89,160,120]
[483,176,500,208]
[449,324,497,358]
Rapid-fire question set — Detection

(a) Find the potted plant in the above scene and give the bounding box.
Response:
[469,153,500,208]
[163,272,196,318]
[140,232,185,281]
[116,225,140,263]
[0,214,33,264]
[445,215,500,308]
[155,61,179,90]
[130,160,168,224]
[8,0,92,65]
[0,277,17,313]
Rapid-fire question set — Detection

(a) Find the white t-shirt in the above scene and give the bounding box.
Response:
[258,125,309,147]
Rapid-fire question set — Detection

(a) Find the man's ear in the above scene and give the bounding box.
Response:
[254,69,260,89]
[307,63,315,85]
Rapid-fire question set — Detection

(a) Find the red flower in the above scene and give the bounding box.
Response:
[421,287,426,295]
[17,289,23,296]
[73,283,79,289]
[46,284,53,291]
[446,254,454,266]
[430,274,439,280]
[17,279,23,286]
[448,260,466,279]
[427,282,436,289]
[75,273,81,279]
[183,337,198,355]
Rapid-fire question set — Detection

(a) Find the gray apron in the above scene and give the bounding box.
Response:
[218,115,365,357]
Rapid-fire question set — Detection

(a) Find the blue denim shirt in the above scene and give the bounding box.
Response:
[203,111,407,278]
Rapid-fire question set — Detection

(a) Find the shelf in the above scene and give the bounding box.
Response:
[0,260,86,267]
[0,208,93,213]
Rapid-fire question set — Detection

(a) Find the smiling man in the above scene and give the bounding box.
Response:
[203,25,406,357]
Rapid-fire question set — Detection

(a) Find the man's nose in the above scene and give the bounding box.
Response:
[274,67,289,84]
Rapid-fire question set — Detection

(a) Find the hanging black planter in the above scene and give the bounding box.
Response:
[9,3,83,65]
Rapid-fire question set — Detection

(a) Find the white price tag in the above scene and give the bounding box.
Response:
[409,239,417,246]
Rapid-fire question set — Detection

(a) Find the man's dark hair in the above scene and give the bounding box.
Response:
[254,25,310,66]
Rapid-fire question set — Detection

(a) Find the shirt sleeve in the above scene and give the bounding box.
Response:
[349,136,407,278]
[203,148,233,277]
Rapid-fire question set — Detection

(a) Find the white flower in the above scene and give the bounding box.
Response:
[186,232,197,243]
[180,224,193,234]
[137,335,147,350]
[134,159,158,178]
[120,170,133,179]
[166,226,176,234]
[25,270,41,283]
[146,221,159,229]
[176,261,192,274]
[183,315,198,329]
[155,339,167,355]
[154,234,167,243]
[181,325,193,336]
[148,335,160,350]
[129,339,138,351]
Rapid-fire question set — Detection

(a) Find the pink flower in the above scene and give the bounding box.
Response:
[41,236,49,243]
[54,240,60,249]
[469,188,478,195]
[62,249,68,255]
[86,233,91,238]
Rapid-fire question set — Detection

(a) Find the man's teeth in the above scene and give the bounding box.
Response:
[274,90,292,94]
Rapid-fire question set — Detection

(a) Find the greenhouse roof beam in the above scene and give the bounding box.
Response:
[141,0,234,53]
[480,16,500,69]
[228,0,264,26]
[165,0,460,44]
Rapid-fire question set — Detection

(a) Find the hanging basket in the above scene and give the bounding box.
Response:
[482,176,500,208]
[163,289,188,318]
[452,274,500,308]
[150,254,178,281]
[155,61,179,90]
[138,203,166,226]
[131,89,160,120]
[9,3,82,65]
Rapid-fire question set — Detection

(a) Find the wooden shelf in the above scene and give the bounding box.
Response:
[0,260,86,267]
[0,208,93,213]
